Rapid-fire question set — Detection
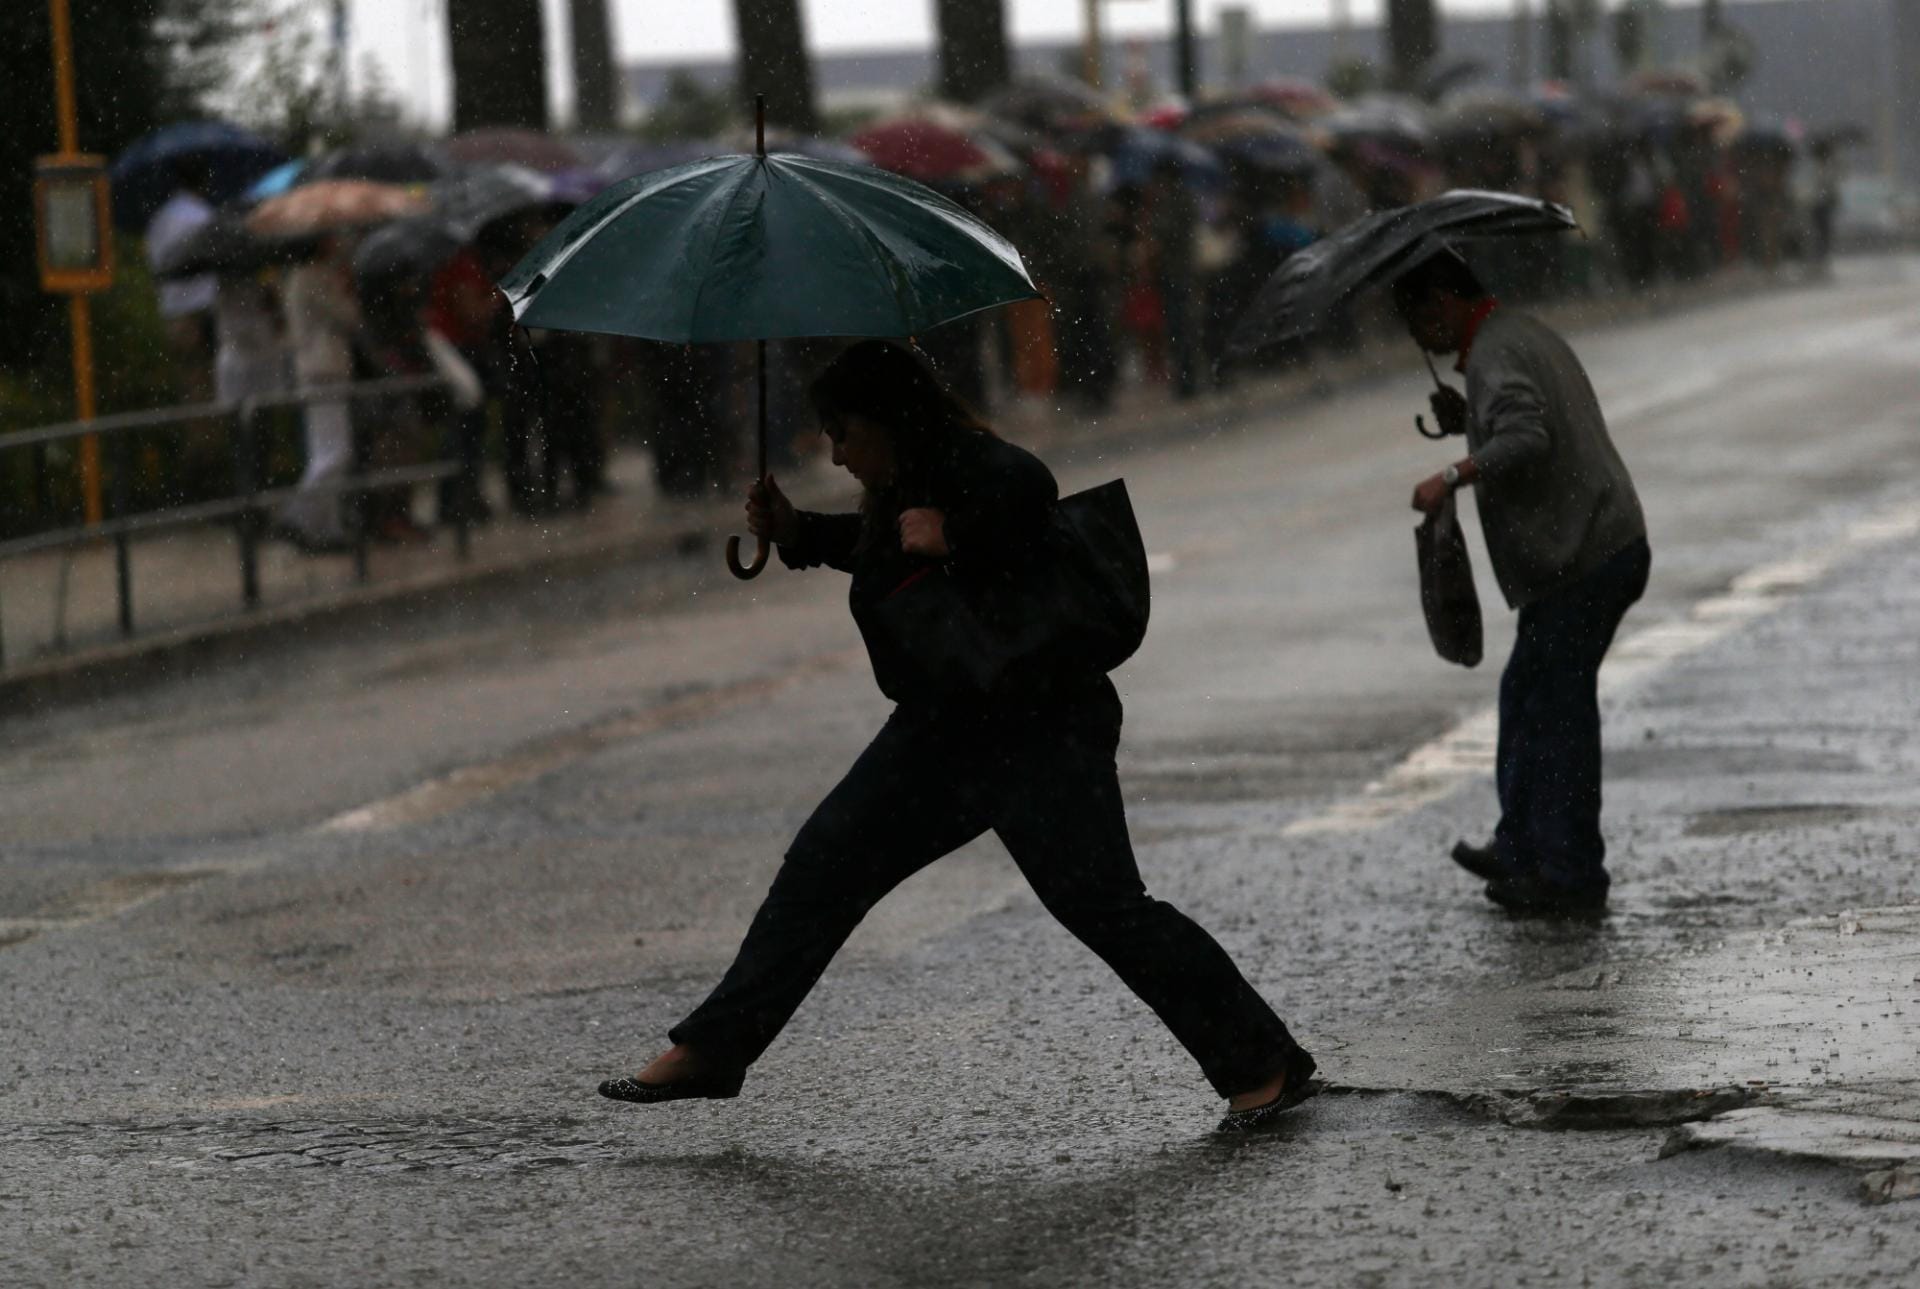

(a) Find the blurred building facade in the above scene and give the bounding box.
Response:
[626,0,1915,179]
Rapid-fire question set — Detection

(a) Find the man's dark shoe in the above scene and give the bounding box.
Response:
[1450,838,1503,881]
[1484,871,1608,920]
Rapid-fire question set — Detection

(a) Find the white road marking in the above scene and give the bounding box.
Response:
[318,649,858,835]
[1284,498,1920,836]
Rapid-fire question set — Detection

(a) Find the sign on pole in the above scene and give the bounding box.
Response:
[34,155,113,294]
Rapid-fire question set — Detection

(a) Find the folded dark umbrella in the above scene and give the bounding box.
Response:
[1226,189,1578,355]
[149,208,315,279]
[110,120,285,231]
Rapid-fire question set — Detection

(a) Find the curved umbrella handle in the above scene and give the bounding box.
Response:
[726,533,770,580]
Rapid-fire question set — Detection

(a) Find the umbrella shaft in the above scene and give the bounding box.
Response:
[757,339,768,480]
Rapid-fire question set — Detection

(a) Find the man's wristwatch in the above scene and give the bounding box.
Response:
[1441,463,1462,488]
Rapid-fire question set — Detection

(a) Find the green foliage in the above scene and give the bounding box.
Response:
[1325,58,1379,102]
[1613,0,1664,74]
[638,71,740,142]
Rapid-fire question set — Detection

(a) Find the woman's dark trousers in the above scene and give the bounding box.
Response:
[1493,539,1652,897]
[670,684,1304,1098]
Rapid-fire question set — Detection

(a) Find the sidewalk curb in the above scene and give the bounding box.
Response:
[0,269,1798,721]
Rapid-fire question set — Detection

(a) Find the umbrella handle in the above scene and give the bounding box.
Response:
[726,534,770,580]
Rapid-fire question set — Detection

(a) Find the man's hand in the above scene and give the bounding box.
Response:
[1428,385,1468,438]
[745,474,797,545]
[1411,473,1453,515]
[898,507,950,557]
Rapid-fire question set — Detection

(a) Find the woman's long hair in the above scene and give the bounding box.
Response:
[808,340,995,546]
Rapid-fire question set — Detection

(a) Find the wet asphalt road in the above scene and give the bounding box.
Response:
[5,260,1920,1286]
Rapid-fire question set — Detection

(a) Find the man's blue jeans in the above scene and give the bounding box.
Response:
[1493,539,1651,895]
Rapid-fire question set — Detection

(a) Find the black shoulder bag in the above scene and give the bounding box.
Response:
[870,479,1151,700]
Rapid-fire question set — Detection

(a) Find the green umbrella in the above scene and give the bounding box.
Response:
[498,104,1041,578]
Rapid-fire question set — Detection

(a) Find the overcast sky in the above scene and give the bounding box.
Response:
[348,0,1740,128]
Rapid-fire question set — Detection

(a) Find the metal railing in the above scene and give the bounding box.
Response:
[0,374,466,668]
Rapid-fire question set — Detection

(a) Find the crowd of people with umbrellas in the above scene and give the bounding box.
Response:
[117,69,1854,551]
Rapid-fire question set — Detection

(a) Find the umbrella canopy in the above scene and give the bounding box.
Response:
[244,159,308,202]
[1323,95,1434,151]
[981,76,1120,135]
[305,142,449,185]
[850,115,1023,186]
[1106,127,1227,191]
[1246,78,1341,122]
[499,153,1040,344]
[246,180,429,240]
[443,127,585,174]
[1227,190,1578,355]
[353,165,569,282]
[110,120,285,231]
[1182,109,1322,175]
[1436,90,1547,142]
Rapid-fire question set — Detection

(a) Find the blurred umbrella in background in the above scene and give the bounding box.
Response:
[1104,126,1228,191]
[981,76,1121,135]
[851,111,1024,185]
[110,120,285,230]
[243,159,308,202]
[149,208,315,280]
[443,127,586,174]
[597,139,718,185]
[1182,109,1322,176]
[353,165,569,282]
[246,180,429,240]
[1245,77,1341,122]
[305,142,449,185]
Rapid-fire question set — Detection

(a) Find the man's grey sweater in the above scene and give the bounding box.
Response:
[1463,309,1646,608]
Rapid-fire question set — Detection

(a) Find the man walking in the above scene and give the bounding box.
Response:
[1395,250,1649,917]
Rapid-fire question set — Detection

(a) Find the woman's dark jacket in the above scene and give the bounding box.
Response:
[777,430,1093,716]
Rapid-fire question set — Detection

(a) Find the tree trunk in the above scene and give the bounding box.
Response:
[447,0,549,131]
[569,0,618,130]
[1385,0,1440,93]
[935,0,1011,104]
[733,0,817,133]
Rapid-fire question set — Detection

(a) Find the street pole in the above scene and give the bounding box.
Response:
[47,0,101,525]
[1332,0,1351,61]
[1512,0,1533,89]
[1173,0,1196,99]
[1081,0,1103,89]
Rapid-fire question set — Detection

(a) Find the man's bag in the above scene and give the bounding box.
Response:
[873,479,1150,699]
[1416,494,1483,668]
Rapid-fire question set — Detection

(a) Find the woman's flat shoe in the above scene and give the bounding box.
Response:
[597,1069,746,1104]
[1215,1049,1324,1135]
